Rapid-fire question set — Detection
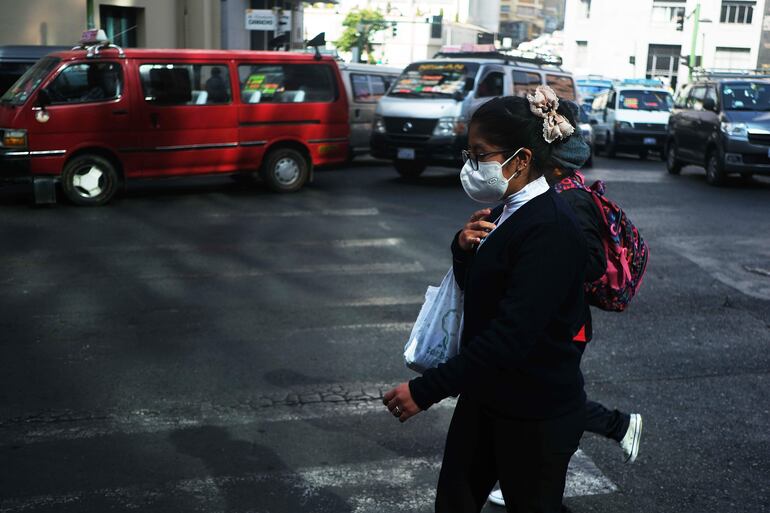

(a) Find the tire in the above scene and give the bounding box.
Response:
[394,160,426,178]
[666,142,683,175]
[61,154,120,206]
[705,152,726,186]
[259,147,310,192]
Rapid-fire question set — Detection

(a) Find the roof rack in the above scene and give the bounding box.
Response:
[71,29,125,59]
[691,68,770,80]
[434,45,563,67]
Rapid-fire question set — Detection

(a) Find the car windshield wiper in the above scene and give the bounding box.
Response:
[389,91,422,98]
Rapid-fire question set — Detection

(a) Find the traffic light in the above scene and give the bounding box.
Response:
[675,13,684,31]
[392,22,397,37]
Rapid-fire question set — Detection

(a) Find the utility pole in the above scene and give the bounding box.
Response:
[688,2,701,81]
[86,0,95,29]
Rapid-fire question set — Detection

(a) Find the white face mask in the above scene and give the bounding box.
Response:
[460,148,523,204]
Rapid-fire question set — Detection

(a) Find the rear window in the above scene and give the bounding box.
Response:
[139,63,231,105]
[238,64,336,104]
[618,89,673,111]
[546,74,576,100]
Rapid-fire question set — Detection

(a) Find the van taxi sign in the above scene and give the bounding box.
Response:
[245,9,277,31]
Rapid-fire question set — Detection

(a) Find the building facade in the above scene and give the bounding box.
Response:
[303,0,499,67]
[562,0,767,88]
[0,0,305,51]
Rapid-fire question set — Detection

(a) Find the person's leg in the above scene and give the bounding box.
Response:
[495,406,585,513]
[584,398,630,442]
[435,396,498,513]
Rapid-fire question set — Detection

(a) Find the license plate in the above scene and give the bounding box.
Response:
[397,148,415,160]
[643,137,656,145]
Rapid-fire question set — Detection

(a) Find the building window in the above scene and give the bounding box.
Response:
[651,1,686,24]
[501,5,511,13]
[647,44,682,89]
[714,47,752,69]
[576,41,589,67]
[100,5,142,48]
[720,1,755,24]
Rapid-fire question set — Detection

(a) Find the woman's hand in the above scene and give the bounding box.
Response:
[383,383,421,423]
[458,208,496,252]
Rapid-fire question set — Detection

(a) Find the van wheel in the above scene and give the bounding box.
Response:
[260,148,309,192]
[61,154,119,206]
[394,160,426,178]
[705,152,726,186]
[666,143,682,175]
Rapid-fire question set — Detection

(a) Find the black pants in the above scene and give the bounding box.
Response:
[435,395,585,513]
[584,399,630,443]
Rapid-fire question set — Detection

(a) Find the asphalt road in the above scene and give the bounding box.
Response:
[0,155,768,513]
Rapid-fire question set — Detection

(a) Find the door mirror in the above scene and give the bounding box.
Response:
[702,97,717,112]
[36,88,51,108]
[464,77,475,92]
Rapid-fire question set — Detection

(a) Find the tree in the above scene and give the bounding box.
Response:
[335,8,388,64]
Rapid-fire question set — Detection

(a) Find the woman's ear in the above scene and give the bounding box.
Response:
[515,148,534,178]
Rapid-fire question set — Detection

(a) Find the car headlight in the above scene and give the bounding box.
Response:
[721,122,748,139]
[579,123,593,140]
[2,129,27,148]
[615,121,633,130]
[433,117,467,137]
[373,115,386,134]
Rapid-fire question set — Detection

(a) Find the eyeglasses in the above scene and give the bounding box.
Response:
[461,149,520,171]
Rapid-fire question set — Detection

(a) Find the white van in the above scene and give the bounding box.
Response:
[370,48,575,177]
[337,62,402,160]
[590,84,674,159]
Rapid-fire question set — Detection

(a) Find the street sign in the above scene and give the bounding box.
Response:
[278,12,292,32]
[246,9,276,31]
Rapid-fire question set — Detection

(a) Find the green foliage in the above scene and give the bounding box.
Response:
[335,8,388,63]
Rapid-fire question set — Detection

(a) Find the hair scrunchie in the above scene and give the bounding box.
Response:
[526,85,575,144]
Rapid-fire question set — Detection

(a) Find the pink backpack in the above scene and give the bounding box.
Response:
[554,172,649,312]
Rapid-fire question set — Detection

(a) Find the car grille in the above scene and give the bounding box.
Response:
[384,117,437,136]
[748,132,770,146]
[740,153,770,164]
[387,133,431,142]
[634,123,667,132]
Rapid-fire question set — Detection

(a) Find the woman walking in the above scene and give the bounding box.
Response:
[384,87,589,513]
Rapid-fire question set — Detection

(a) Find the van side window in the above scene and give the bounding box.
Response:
[687,86,706,110]
[546,74,576,100]
[512,71,541,97]
[369,75,387,98]
[238,64,336,104]
[139,64,231,105]
[351,73,371,101]
[46,62,122,104]
[476,72,504,98]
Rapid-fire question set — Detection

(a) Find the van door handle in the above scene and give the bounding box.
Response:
[112,109,128,115]
[150,113,160,128]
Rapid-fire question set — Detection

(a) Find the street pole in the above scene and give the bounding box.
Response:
[688,2,700,81]
[86,0,95,29]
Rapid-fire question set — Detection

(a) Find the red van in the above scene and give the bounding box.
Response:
[0,35,349,206]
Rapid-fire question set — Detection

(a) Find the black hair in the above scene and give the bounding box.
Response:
[470,95,577,178]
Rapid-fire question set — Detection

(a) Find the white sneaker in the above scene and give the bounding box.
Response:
[620,413,643,463]
[488,487,505,506]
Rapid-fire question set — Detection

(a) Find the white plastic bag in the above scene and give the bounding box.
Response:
[403,268,464,373]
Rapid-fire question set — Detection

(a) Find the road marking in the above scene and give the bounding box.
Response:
[289,322,413,336]
[205,207,380,218]
[662,236,770,300]
[0,451,614,513]
[331,296,425,307]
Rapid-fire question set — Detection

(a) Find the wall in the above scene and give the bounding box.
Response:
[0,0,87,46]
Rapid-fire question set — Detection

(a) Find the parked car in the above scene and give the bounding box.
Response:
[0,31,349,206]
[666,76,770,185]
[0,45,69,96]
[337,62,401,160]
[370,47,576,177]
[590,83,673,159]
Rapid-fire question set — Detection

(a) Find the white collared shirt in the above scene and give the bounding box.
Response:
[479,176,550,247]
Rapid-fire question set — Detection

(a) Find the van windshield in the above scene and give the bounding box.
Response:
[388,61,479,99]
[721,82,770,111]
[0,56,60,106]
[618,90,673,111]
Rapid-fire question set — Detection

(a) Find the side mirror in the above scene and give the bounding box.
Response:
[703,97,717,112]
[464,77,475,92]
[36,88,51,108]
